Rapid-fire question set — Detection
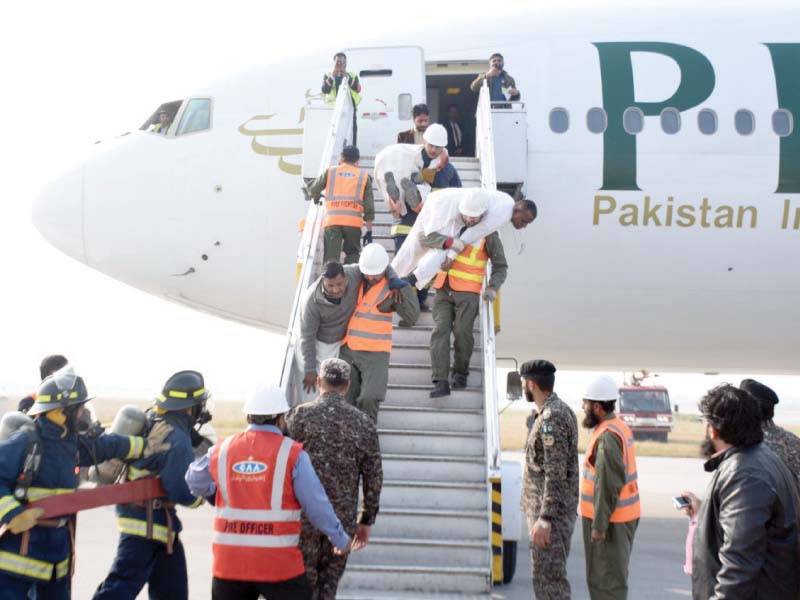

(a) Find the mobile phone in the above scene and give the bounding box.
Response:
[672,495,690,510]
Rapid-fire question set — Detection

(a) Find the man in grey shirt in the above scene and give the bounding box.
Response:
[297,261,405,398]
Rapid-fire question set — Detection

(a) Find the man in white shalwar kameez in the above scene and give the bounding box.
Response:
[392,188,537,289]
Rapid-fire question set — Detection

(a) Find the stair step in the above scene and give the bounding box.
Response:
[378,405,484,433]
[381,453,486,482]
[346,537,488,568]
[378,428,485,456]
[383,384,483,409]
[388,363,483,386]
[338,564,490,595]
[338,591,489,600]
[380,480,487,511]
[372,507,489,541]
[391,344,481,366]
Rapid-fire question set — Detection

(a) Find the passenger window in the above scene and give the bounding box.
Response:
[586,108,607,134]
[140,100,182,134]
[772,109,793,137]
[623,107,644,135]
[660,108,681,134]
[734,109,755,135]
[398,94,412,120]
[698,109,717,135]
[177,98,212,136]
[549,108,569,133]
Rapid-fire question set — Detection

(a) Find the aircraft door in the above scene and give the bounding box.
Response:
[343,46,425,156]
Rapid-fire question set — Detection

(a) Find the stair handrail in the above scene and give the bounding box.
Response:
[477,81,502,479]
[278,78,354,403]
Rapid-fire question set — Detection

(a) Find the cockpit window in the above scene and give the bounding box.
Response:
[141,100,182,135]
[176,98,212,136]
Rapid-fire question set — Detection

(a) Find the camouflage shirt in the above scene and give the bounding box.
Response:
[521,393,579,521]
[286,391,383,532]
[764,421,800,479]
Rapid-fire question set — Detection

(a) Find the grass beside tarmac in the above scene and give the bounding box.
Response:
[501,408,800,458]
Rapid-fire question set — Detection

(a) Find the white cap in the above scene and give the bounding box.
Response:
[583,375,619,401]
[458,189,491,217]
[423,123,448,147]
[359,243,390,276]
[243,384,290,416]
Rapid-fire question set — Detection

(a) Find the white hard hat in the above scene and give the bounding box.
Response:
[243,384,290,416]
[583,375,619,402]
[359,243,390,276]
[459,189,491,218]
[423,123,448,147]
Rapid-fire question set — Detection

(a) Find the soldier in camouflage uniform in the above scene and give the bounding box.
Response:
[741,378,800,477]
[519,359,579,600]
[286,358,383,600]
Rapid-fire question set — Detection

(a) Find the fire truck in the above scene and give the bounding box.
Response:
[618,376,674,442]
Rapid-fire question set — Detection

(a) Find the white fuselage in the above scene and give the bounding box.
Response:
[33,6,800,373]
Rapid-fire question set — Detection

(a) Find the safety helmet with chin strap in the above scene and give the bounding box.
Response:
[28,366,90,417]
[154,370,210,411]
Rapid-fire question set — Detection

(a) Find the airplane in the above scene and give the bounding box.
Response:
[32,4,800,374]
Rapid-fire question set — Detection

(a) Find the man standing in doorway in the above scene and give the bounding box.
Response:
[470,53,521,102]
[520,360,579,599]
[444,104,465,156]
[580,375,640,600]
[322,52,361,145]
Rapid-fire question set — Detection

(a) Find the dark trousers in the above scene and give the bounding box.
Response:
[0,573,69,600]
[323,226,361,264]
[211,574,312,600]
[300,527,350,600]
[393,235,429,305]
[92,534,187,600]
[430,284,479,381]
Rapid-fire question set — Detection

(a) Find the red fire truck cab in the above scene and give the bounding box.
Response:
[618,386,673,442]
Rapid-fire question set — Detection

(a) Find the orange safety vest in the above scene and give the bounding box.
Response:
[323,164,367,229]
[580,416,641,523]
[433,239,489,294]
[344,278,393,353]
[209,430,305,582]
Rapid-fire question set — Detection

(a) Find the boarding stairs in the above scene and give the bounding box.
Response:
[279,80,504,599]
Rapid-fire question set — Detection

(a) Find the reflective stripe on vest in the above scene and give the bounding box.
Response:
[0,550,71,582]
[117,517,172,544]
[323,72,361,106]
[25,487,74,502]
[323,164,366,229]
[434,239,489,294]
[344,279,393,352]
[0,495,22,520]
[579,417,641,523]
[210,432,305,582]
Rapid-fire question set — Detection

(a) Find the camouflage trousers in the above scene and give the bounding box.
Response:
[528,514,576,600]
[299,526,349,600]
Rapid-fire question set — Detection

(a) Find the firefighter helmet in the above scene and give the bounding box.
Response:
[154,370,210,411]
[28,366,90,417]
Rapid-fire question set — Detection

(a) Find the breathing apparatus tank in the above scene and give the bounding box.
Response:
[89,405,147,484]
[0,411,34,441]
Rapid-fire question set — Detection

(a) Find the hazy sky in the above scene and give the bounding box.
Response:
[2,1,799,415]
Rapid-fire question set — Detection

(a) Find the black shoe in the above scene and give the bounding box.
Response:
[451,373,468,389]
[429,381,451,398]
[419,301,430,312]
[384,172,400,202]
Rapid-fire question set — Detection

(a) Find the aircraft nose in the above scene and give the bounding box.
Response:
[32,165,86,263]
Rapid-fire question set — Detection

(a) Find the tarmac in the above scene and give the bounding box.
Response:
[68,454,712,599]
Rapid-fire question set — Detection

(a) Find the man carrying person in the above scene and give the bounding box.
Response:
[186,384,352,600]
[470,52,521,103]
[392,187,536,291]
[397,103,429,144]
[520,360,579,600]
[580,375,640,600]
[339,243,420,420]
[305,145,373,265]
[683,384,800,599]
[286,358,382,600]
[428,227,506,397]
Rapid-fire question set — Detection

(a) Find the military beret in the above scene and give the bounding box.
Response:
[740,378,779,405]
[519,359,556,377]
[320,358,351,384]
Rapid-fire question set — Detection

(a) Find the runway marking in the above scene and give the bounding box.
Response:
[666,588,692,596]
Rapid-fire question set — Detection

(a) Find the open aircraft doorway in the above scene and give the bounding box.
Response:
[426,60,484,157]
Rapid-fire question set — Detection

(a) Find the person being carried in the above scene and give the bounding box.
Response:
[305,145,374,265]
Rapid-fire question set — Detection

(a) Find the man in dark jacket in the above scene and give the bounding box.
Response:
[686,384,800,600]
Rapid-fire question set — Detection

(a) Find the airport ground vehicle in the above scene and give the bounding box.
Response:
[618,385,674,442]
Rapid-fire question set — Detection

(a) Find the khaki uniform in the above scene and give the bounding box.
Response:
[430,232,507,383]
[521,393,579,599]
[582,415,639,600]
[286,391,383,600]
[340,283,419,420]
[764,421,800,478]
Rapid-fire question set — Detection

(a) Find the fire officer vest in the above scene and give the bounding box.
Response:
[434,239,488,294]
[580,416,641,523]
[209,431,305,582]
[344,278,393,353]
[323,164,367,229]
